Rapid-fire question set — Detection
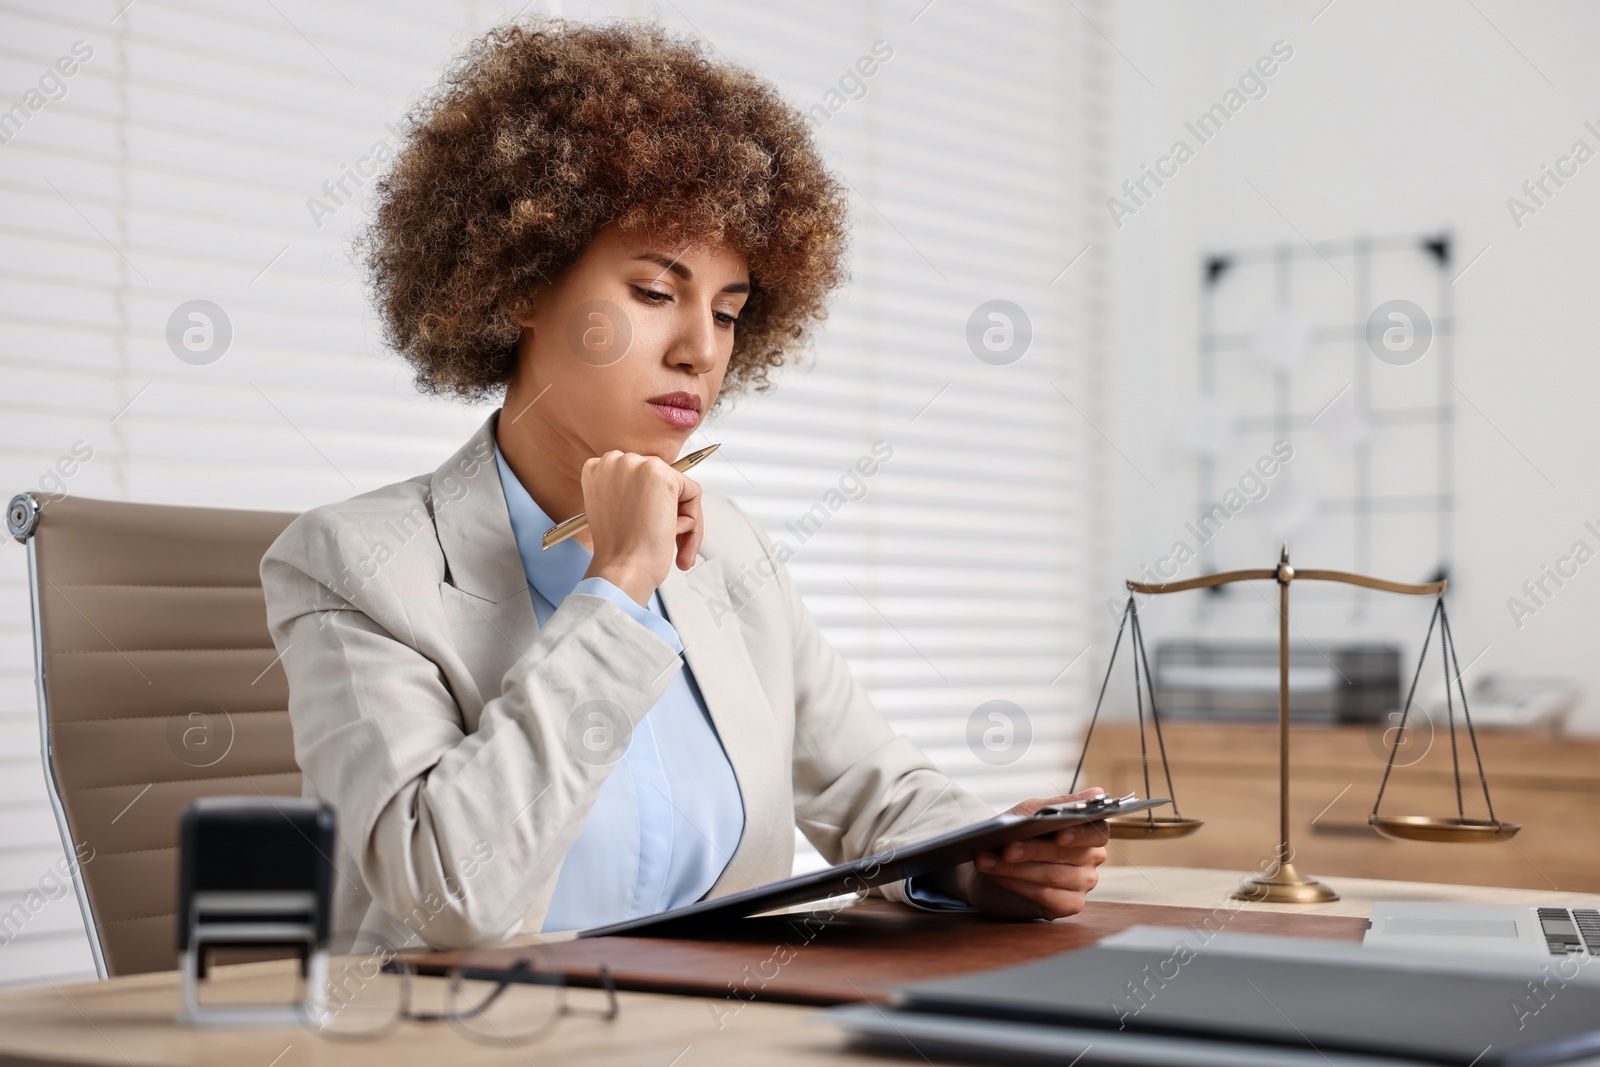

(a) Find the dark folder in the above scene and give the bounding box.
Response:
[578,793,1168,938]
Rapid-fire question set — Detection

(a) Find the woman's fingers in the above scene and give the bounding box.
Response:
[980,829,1109,866]
[979,873,1092,918]
[964,791,1115,920]
[581,451,706,603]
[975,847,1106,877]
[1059,821,1110,847]
[974,855,1103,891]
[977,842,1105,874]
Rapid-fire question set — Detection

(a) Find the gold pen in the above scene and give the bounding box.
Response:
[540,443,721,550]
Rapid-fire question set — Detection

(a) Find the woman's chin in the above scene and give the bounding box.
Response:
[600,424,693,462]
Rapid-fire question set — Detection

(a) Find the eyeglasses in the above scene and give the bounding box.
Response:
[301,943,619,1046]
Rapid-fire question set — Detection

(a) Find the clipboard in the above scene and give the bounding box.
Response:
[577,793,1169,938]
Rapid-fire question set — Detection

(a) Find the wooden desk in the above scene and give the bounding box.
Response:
[2,868,1595,1067]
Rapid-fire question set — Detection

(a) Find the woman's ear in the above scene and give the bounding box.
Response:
[512,296,538,329]
[510,283,549,329]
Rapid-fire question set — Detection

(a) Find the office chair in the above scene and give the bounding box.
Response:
[7,492,302,977]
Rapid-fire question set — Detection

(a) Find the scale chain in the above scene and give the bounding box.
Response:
[1069,597,1132,794]
[1372,598,1442,818]
[1441,604,1499,825]
[1130,601,1181,820]
[1442,598,1463,823]
[1130,601,1152,814]
[1371,596,1502,829]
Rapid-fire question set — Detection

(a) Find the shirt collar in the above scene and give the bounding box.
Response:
[494,443,593,609]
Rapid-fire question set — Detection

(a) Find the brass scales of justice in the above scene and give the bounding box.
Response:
[1069,547,1521,904]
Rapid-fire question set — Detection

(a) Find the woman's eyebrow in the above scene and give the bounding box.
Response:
[636,252,692,279]
[634,252,750,294]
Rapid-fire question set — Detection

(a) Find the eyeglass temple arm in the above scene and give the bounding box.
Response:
[566,962,619,1021]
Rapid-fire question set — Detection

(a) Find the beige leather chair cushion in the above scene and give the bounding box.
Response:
[30,496,301,976]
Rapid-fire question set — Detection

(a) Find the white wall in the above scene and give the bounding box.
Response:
[0,0,1102,985]
[1099,1,1600,738]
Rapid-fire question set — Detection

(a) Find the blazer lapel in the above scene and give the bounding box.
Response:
[659,558,790,894]
[432,412,529,605]
[431,412,539,727]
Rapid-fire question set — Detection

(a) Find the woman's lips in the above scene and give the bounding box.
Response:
[646,392,701,429]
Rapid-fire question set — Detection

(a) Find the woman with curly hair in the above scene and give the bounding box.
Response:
[261,18,1106,951]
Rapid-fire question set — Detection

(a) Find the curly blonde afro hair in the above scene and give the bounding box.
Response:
[362,18,850,404]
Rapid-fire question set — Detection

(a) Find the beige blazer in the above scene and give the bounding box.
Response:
[260,413,995,950]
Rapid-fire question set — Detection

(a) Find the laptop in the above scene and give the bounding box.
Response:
[822,925,1600,1066]
[1365,901,1600,959]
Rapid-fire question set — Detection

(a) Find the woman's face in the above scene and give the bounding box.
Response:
[510,224,751,462]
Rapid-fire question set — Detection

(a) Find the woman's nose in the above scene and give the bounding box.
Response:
[670,306,720,372]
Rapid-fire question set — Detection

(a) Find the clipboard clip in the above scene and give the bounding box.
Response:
[1036,790,1139,817]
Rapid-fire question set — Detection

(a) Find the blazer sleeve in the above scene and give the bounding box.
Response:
[260,506,683,949]
[722,502,996,888]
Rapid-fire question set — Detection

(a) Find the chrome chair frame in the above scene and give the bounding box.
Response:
[7,491,108,978]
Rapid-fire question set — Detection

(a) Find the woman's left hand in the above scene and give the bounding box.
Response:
[936,789,1110,919]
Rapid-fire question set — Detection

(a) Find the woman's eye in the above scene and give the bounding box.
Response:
[632,286,671,304]
[714,311,739,328]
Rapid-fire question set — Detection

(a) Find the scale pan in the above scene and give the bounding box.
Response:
[1368,815,1521,843]
[1106,816,1204,840]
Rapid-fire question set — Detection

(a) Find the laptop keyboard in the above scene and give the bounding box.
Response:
[1537,907,1600,955]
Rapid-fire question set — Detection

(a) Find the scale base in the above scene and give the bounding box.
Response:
[1230,861,1340,904]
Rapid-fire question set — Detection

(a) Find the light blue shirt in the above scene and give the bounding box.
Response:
[496,446,966,919]
[494,447,746,931]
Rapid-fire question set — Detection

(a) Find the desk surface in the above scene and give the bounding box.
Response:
[1092,864,1600,915]
[3,866,1597,1067]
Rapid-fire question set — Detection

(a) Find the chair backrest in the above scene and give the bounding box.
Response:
[7,492,302,977]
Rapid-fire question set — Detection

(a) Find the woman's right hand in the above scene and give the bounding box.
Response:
[579,450,704,606]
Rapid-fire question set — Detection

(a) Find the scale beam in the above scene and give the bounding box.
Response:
[1127,568,1446,597]
[1127,569,1274,594]
[1288,569,1446,596]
